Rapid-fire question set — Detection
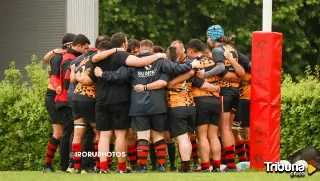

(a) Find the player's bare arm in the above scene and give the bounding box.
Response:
[200,82,220,93]
[224,50,245,77]
[167,70,195,88]
[91,48,125,63]
[43,48,64,63]
[223,72,241,83]
[134,80,168,93]
[125,53,167,67]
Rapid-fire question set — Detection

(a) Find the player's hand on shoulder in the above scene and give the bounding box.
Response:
[191,59,201,69]
[156,53,167,59]
[224,50,233,60]
[94,67,103,77]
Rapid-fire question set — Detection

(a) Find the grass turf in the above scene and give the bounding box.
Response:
[0,171,319,181]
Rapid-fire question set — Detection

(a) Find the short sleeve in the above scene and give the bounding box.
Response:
[117,51,130,66]
[50,54,63,75]
[212,47,225,64]
[192,76,205,88]
[238,53,251,72]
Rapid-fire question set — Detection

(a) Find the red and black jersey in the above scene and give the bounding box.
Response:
[55,48,82,108]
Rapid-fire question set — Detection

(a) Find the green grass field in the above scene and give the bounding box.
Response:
[0,171,319,181]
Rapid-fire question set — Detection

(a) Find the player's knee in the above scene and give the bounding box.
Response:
[177,134,189,146]
[115,130,127,140]
[53,132,63,140]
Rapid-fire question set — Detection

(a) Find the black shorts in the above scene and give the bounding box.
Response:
[72,100,95,123]
[220,94,239,113]
[168,107,196,138]
[45,95,63,124]
[237,100,250,127]
[95,102,130,131]
[194,97,221,126]
[131,114,167,132]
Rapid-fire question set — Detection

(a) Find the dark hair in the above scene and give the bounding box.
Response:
[111,32,127,48]
[186,39,206,53]
[203,44,210,51]
[166,46,178,62]
[216,35,236,45]
[153,46,165,53]
[98,40,113,51]
[127,39,140,53]
[95,35,110,48]
[61,33,76,49]
[73,34,91,46]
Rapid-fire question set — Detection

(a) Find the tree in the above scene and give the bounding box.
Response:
[99,0,320,78]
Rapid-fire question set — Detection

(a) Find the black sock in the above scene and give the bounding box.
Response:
[167,143,176,168]
[108,144,115,167]
[149,144,157,167]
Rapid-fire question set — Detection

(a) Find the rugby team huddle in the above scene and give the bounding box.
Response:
[43,24,251,174]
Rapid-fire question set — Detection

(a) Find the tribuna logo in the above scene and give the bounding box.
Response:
[264,162,305,178]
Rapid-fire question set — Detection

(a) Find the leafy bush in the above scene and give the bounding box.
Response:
[0,58,319,170]
[0,56,57,171]
[281,66,320,158]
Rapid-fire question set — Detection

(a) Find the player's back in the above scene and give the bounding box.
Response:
[95,51,131,105]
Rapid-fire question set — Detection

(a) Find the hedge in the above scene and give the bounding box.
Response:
[0,58,319,171]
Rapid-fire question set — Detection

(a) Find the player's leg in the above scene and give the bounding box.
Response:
[108,132,116,171]
[111,102,130,173]
[170,107,196,172]
[151,114,167,172]
[95,104,112,174]
[59,106,74,172]
[91,122,100,173]
[70,120,87,173]
[208,97,222,172]
[127,128,138,170]
[239,100,250,161]
[80,101,98,173]
[132,115,151,173]
[164,131,176,171]
[219,95,236,171]
[194,100,211,172]
[149,138,157,171]
[43,96,63,172]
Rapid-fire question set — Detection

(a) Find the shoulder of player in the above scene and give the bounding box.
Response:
[212,47,224,54]
[199,55,214,62]
[50,53,63,62]
[116,51,130,57]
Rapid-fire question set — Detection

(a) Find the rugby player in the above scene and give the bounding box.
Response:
[43,33,75,172]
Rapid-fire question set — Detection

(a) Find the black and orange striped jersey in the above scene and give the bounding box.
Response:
[239,73,251,100]
[191,55,220,98]
[72,55,96,102]
[166,78,195,108]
